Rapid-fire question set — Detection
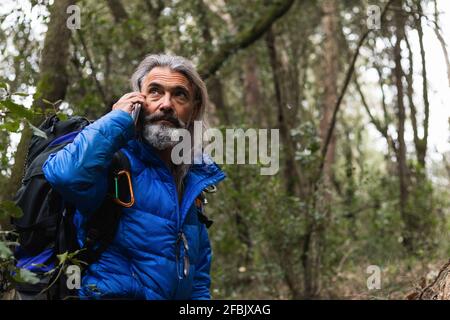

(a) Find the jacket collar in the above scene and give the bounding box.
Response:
[126,139,224,178]
[126,139,226,228]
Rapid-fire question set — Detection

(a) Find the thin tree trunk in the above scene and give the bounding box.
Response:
[393,0,412,252]
[354,74,397,158]
[433,0,450,87]
[404,37,421,162]
[320,0,339,187]
[415,2,429,168]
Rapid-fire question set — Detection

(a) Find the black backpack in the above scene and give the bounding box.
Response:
[12,114,133,299]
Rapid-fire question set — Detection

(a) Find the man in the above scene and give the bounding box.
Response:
[42,54,225,299]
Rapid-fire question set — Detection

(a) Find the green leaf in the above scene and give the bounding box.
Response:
[0,200,23,219]
[0,241,12,259]
[11,92,29,97]
[27,120,47,139]
[0,119,20,132]
[0,99,33,120]
[57,252,68,265]
[0,82,9,91]
[13,268,40,285]
[57,112,68,121]
[41,98,52,105]
[69,258,88,267]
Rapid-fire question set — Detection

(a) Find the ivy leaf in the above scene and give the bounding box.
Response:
[0,200,23,219]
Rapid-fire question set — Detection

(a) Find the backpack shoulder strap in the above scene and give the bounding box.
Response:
[82,150,132,264]
[109,150,131,175]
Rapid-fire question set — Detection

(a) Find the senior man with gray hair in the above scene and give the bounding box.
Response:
[42,54,226,299]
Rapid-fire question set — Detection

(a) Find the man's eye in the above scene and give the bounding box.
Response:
[149,88,161,95]
[175,91,188,99]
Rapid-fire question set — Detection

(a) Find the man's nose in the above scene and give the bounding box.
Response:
[159,92,175,112]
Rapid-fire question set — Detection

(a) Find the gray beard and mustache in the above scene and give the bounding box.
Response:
[141,112,187,150]
[141,112,191,198]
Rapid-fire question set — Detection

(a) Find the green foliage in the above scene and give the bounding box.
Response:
[0,200,23,219]
[0,201,40,296]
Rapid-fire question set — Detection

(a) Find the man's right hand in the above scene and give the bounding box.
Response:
[112,92,147,115]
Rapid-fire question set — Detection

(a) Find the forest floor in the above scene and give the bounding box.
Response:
[326,258,449,299]
[212,256,450,300]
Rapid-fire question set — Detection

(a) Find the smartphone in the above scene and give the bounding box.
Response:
[131,103,142,126]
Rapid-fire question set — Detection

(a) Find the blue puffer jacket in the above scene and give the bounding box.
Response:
[42,110,225,299]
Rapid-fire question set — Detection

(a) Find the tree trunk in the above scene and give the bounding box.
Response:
[194,0,230,126]
[265,27,307,298]
[2,0,75,202]
[243,55,264,127]
[265,27,301,197]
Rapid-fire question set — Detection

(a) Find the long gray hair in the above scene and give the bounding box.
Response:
[130,54,209,197]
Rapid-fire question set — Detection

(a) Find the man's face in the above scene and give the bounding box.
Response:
[139,67,197,149]
[140,67,196,126]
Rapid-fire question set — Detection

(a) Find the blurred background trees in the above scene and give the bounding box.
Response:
[1,0,449,299]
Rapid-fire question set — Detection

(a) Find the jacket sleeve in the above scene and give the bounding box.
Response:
[191,224,213,300]
[42,110,135,215]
